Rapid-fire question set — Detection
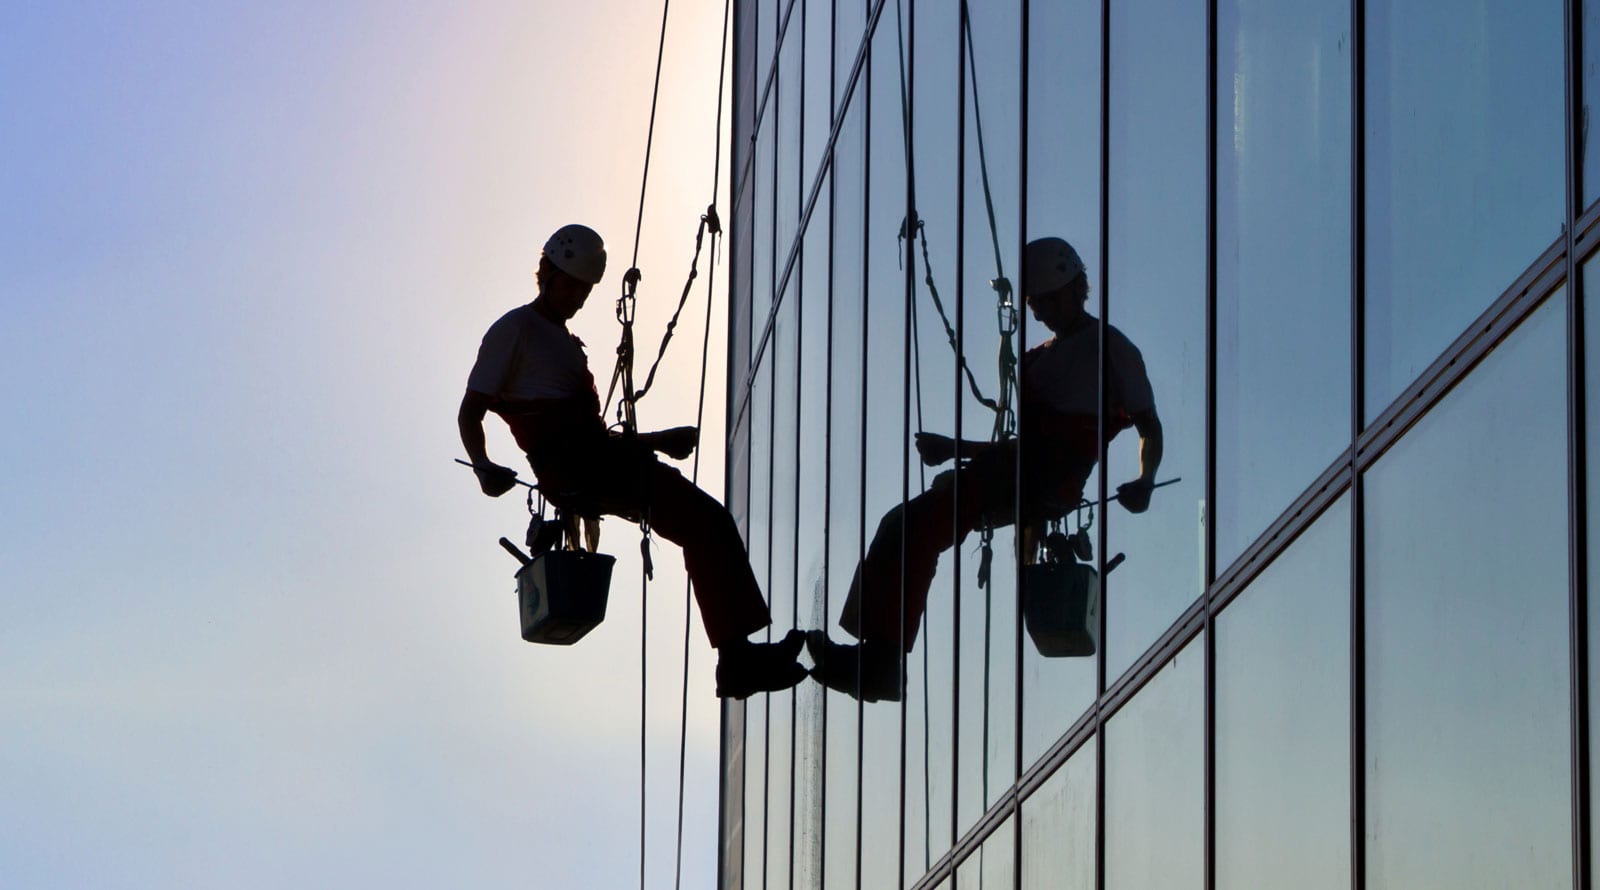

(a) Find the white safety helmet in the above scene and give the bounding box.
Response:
[543,224,608,285]
[1024,237,1086,297]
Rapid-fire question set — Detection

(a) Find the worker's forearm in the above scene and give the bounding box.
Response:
[1139,432,1163,483]
[457,392,496,466]
[459,416,492,466]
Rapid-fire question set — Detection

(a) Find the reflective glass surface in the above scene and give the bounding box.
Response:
[1364,295,1570,889]
[1589,258,1600,889]
[1215,0,1351,568]
[904,0,961,872]
[1214,496,1350,890]
[956,816,1015,890]
[834,0,868,110]
[1587,0,1600,208]
[803,0,833,180]
[743,356,774,885]
[1021,0,1102,768]
[1362,0,1564,419]
[754,101,777,328]
[823,98,866,890]
[1104,0,1209,683]
[793,194,832,889]
[1104,636,1204,890]
[1020,738,1095,890]
[724,702,749,890]
[777,18,804,268]
[732,183,756,386]
[756,0,777,91]
[857,14,910,888]
[765,291,798,890]
[956,0,1021,828]
[732,0,757,205]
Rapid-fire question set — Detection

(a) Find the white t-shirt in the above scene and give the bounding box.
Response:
[1022,319,1155,419]
[466,304,598,403]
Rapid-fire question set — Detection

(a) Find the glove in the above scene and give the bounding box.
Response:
[645,426,699,460]
[914,432,957,466]
[474,463,519,497]
[1116,478,1154,514]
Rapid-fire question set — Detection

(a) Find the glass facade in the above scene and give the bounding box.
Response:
[720,0,1595,887]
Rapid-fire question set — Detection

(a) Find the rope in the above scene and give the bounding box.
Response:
[605,0,732,884]
[621,3,673,888]
[671,6,734,889]
[635,206,722,403]
[630,0,674,274]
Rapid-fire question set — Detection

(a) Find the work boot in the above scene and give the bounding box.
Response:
[805,630,905,702]
[715,630,808,699]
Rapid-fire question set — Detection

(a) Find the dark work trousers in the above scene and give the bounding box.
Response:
[840,437,1095,653]
[515,425,771,648]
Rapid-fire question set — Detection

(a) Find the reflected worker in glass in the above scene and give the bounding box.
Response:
[809,237,1164,701]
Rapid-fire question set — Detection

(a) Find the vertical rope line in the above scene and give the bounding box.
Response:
[631,3,673,878]
[631,0,676,269]
[672,3,734,887]
[895,2,936,867]
[951,0,968,854]
[641,555,649,890]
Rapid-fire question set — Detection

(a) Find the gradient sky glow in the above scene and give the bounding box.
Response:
[3,3,735,887]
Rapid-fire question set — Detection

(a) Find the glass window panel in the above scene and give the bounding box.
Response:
[858,15,910,888]
[1364,294,1570,890]
[1586,0,1600,209]
[903,0,961,872]
[823,97,866,890]
[1587,256,1600,889]
[1021,737,1096,890]
[794,210,833,887]
[1104,636,1204,890]
[762,298,797,890]
[743,355,773,885]
[1214,0,1351,567]
[834,0,868,111]
[956,0,1022,830]
[1104,0,1208,683]
[777,15,804,264]
[956,817,1016,890]
[803,0,833,184]
[755,109,777,327]
[724,700,750,889]
[732,186,756,383]
[1021,0,1102,768]
[1362,0,1564,419]
[733,0,757,201]
[1214,496,1350,890]
[757,0,777,99]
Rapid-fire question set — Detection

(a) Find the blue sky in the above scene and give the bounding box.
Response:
[2,2,733,886]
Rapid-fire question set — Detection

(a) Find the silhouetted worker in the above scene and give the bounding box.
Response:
[458,223,805,699]
[809,236,1164,701]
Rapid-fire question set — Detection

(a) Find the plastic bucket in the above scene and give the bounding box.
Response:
[1022,561,1100,658]
[516,550,615,645]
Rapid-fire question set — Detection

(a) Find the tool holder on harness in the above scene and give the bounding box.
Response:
[1022,510,1106,658]
[500,487,615,646]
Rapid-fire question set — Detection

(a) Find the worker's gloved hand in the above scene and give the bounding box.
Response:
[644,426,699,460]
[474,462,519,497]
[1116,478,1154,514]
[914,432,957,466]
